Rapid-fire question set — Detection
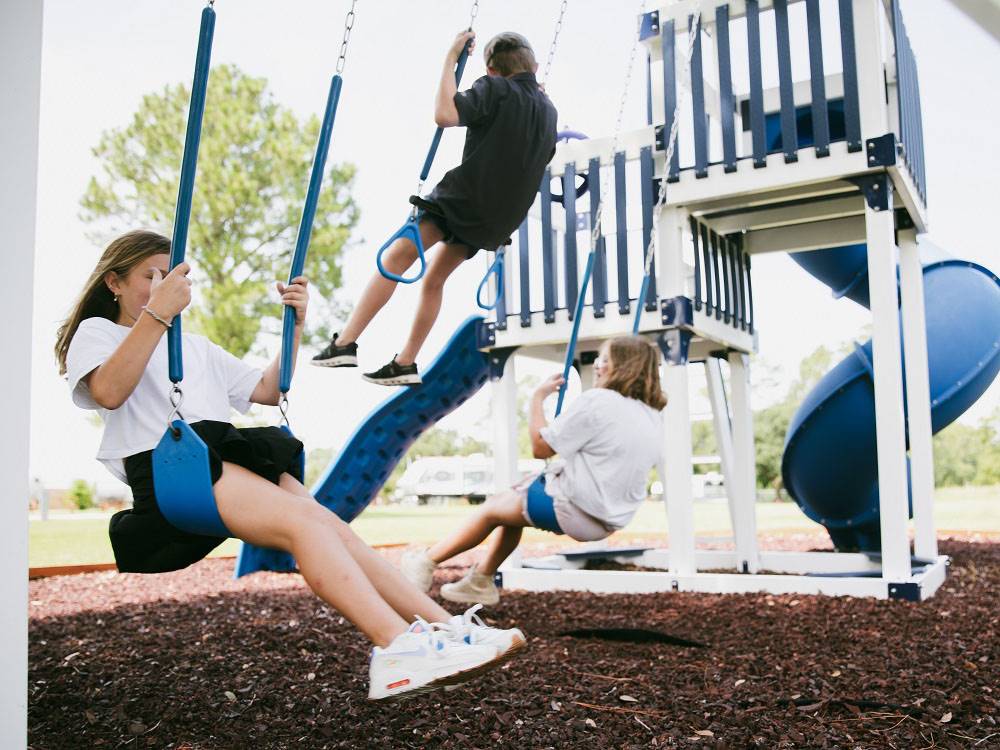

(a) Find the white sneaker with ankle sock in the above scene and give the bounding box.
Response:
[440,564,500,606]
[400,548,436,592]
[445,604,526,660]
[368,618,499,701]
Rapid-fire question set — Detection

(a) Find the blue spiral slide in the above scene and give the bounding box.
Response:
[235,315,492,576]
[781,247,1000,550]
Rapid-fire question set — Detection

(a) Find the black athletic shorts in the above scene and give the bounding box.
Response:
[409,196,480,259]
[109,420,304,574]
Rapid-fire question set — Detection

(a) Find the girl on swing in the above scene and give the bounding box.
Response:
[56,229,525,701]
[401,336,666,605]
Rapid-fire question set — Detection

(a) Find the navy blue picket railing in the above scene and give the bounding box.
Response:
[891,0,927,204]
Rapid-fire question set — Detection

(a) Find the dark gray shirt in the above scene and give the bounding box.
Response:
[428,72,558,250]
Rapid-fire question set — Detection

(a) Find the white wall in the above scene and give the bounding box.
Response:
[0,0,43,745]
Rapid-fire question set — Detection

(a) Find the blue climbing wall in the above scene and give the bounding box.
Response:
[235,315,493,577]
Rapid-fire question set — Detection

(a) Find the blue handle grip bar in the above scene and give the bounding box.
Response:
[476,248,505,311]
[632,273,651,334]
[377,215,427,283]
[555,251,596,416]
[167,6,216,385]
[279,74,344,394]
[418,39,472,182]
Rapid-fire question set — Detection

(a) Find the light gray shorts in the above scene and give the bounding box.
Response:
[513,471,614,543]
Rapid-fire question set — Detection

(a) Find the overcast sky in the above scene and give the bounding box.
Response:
[29,0,999,488]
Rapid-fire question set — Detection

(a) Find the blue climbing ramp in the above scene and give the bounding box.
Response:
[782,248,1000,550]
[235,315,493,577]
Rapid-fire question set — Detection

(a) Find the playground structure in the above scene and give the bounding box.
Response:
[234,0,1000,602]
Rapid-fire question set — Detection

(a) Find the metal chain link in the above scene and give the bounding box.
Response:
[542,0,569,84]
[468,0,480,30]
[641,14,701,276]
[336,0,359,74]
[587,0,648,257]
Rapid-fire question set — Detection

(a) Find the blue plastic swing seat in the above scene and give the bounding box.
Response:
[153,420,231,538]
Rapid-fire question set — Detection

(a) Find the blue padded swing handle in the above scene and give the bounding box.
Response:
[555,251,596,416]
[377,216,427,283]
[167,5,215,385]
[419,38,473,181]
[632,273,651,334]
[279,74,344,394]
[476,248,505,311]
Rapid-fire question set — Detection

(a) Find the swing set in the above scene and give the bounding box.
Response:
[152,0,576,538]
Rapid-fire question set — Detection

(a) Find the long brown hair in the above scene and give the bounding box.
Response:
[600,336,667,411]
[55,230,171,375]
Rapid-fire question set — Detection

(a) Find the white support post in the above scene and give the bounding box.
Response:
[0,0,40,744]
[703,358,738,537]
[865,188,912,581]
[728,352,760,573]
[663,362,697,575]
[657,207,697,574]
[853,0,891,138]
[898,229,937,559]
[577,362,595,391]
[492,354,521,569]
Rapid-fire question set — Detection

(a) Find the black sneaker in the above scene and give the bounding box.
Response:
[311,333,358,367]
[362,357,422,386]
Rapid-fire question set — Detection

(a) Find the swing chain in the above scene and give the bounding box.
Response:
[278,393,291,427]
[468,0,480,30]
[641,14,701,276]
[336,0,359,75]
[166,384,185,435]
[588,0,648,256]
[542,0,570,84]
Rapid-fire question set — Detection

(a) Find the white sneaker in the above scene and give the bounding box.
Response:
[368,619,499,701]
[400,548,436,592]
[446,604,527,662]
[440,565,500,606]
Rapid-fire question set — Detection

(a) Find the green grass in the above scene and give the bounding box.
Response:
[29,487,1000,568]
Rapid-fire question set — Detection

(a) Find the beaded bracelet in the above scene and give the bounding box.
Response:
[142,306,172,329]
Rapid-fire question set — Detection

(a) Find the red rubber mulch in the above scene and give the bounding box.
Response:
[28,535,1000,749]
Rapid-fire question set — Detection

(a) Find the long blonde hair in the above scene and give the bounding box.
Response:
[600,336,667,411]
[55,230,171,375]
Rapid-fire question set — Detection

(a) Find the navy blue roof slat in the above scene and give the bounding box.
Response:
[639,146,657,310]
[645,53,654,126]
[774,0,799,163]
[747,0,767,167]
[691,216,702,311]
[563,162,579,319]
[838,0,863,151]
[710,225,722,320]
[805,0,830,157]
[588,157,608,318]
[517,219,531,327]
[540,169,557,323]
[690,15,708,178]
[661,18,680,180]
[736,240,748,331]
[715,230,732,324]
[700,222,713,314]
[715,5,737,173]
[614,151,630,315]
[727,234,740,328]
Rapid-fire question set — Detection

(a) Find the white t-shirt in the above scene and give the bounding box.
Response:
[65,317,263,482]
[540,388,663,529]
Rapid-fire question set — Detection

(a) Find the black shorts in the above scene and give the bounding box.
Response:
[109,420,304,574]
[409,196,480,259]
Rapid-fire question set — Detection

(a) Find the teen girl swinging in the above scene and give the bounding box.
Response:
[56,229,525,700]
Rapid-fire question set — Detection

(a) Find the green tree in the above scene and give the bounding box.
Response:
[81,64,359,357]
[68,480,95,511]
